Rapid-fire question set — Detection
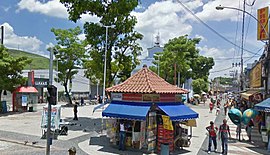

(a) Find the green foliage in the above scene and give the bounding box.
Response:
[0,45,31,101]
[8,49,50,69]
[192,78,208,94]
[151,35,214,86]
[51,26,86,104]
[60,0,143,86]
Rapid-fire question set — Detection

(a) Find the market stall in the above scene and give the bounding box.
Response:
[12,86,38,112]
[102,65,199,153]
[254,98,270,146]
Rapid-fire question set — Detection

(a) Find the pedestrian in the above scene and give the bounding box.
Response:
[255,113,262,134]
[206,121,218,154]
[73,104,78,120]
[209,102,214,113]
[80,97,84,106]
[224,101,228,116]
[246,119,254,142]
[236,124,240,139]
[216,104,220,116]
[119,120,126,151]
[219,119,231,155]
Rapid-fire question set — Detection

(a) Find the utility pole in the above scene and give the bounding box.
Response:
[238,0,246,142]
[240,0,246,92]
[46,48,54,155]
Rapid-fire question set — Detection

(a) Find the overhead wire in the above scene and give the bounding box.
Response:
[245,0,256,6]
[244,47,263,63]
[210,67,233,73]
[175,0,260,56]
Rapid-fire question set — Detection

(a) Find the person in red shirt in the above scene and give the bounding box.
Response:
[209,102,214,113]
[206,121,218,153]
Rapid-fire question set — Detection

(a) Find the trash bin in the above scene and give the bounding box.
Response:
[160,143,169,155]
[68,146,76,155]
[1,101,7,113]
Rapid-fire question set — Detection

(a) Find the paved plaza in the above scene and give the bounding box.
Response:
[0,99,269,155]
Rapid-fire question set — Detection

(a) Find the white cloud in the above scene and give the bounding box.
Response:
[195,0,270,22]
[1,22,43,55]
[17,0,100,23]
[198,45,245,79]
[17,0,68,19]
[195,34,207,42]
[132,1,194,58]
[80,14,100,24]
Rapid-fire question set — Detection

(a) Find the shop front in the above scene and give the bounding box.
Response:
[240,90,263,108]
[254,98,270,149]
[101,66,198,153]
[12,86,38,112]
[102,100,198,153]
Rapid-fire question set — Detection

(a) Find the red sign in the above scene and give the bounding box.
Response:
[122,93,142,101]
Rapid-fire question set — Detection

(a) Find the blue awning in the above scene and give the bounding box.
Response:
[254,98,270,112]
[158,104,199,121]
[102,103,150,120]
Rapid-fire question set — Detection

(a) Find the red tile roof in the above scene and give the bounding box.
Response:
[106,66,189,94]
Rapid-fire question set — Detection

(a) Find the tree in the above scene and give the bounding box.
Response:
[51,27,86,104]
[191,56,214,81]
[151,35,214,85]
[192,78,208,94]
[0,45,31,101]
[60,0,143,87]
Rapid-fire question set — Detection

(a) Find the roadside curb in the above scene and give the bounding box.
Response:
[0,138,45,149]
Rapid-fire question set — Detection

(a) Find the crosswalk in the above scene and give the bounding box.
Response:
[226,115,266,155]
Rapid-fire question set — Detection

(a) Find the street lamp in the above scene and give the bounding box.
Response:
[99,23,115,132]
[99,23,115,105]
[216,5,269,141]
[216,5,269,37]
[216,5,269,89]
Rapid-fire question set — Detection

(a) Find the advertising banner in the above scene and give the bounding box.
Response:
[140,121,146,149]
[162,115,173,130]
[41,105,61,129]
[257,7,269,40]
[22,95,28,107]
[250,62,262,88]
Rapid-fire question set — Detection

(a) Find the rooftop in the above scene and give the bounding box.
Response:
[106,65,188,94]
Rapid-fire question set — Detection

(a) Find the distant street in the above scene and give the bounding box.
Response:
[0,99,268,155]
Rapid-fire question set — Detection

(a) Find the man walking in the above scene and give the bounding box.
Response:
[219,119,231,155]
[206,121,218,154]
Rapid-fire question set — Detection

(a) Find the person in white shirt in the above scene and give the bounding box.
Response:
[119,120,126,150]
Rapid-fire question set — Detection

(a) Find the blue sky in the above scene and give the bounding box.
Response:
[0,0,268,79]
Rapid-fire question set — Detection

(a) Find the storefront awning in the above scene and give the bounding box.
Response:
[102,103,150,120]
[14,86,38,93]
[158,104,199,121]
[254,98,270,112]
[240,91,259,100]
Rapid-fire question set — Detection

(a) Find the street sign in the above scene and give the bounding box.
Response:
[257,7,269,40]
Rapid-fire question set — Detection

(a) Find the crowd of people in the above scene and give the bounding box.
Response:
[205,92,262,154]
